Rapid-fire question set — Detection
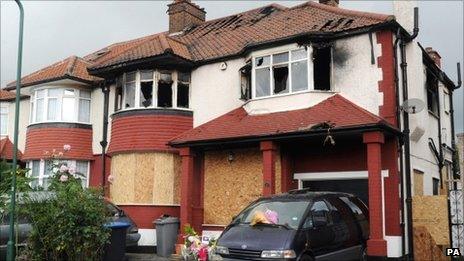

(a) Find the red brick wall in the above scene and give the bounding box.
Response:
[376,30,397,127]
[89,154,111,188]
[108,112,193,154]
[23,127,93,160]
[118,205,180,229]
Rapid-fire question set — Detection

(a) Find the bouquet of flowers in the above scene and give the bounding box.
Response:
[181,225,218,261]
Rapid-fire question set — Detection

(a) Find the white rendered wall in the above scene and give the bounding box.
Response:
[5,99,29,152]
[190,58,245,127]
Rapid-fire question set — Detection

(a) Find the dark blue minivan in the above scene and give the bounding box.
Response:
[216,190,369,261]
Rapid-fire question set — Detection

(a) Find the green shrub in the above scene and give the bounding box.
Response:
[21,149,110,260]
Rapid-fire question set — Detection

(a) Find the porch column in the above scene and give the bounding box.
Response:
[363,131,387,257]
[260,141,276,196]
[179,147,194,232]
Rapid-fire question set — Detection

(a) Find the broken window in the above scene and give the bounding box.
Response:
[124,72,136,108]
[272,52,289,95]
[253,48,310,98]
[139,70,153,108]
[240,62,252,100]
[158,71,173,107]
[313,44,332,91]
[425,69,439,115]
[114,75,123,111]
[177,72,190,108]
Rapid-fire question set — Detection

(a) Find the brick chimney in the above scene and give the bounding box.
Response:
[167,0,206,34]
[319,0,339,7]
[425,47,442,68]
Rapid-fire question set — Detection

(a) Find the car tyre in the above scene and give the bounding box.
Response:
[299,254,314,261]
[360,245,367,261]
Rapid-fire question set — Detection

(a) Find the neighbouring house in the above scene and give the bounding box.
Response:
[1,0,462,258]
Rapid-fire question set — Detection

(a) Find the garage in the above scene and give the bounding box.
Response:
[294,171,388,207]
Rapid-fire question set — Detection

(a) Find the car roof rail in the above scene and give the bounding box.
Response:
[287,188,313,195]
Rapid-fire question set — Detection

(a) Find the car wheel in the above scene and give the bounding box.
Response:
[299,254,314,261]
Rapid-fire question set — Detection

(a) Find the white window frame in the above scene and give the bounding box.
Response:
[30,87,91,125]
[119,70,191,111]
[252,47,312,99]
[27,160,90,189]
[443,89,450,114]
[0,103,8,136]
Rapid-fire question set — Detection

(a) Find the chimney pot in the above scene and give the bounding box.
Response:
[167,0,206,34]
[319,0,339,7]
[425,47,442,68]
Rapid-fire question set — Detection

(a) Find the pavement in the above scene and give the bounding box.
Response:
[126,253,171,261]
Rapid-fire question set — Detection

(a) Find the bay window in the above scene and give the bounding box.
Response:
[30,88,91,124]
[252,46,332,99]
[115,70,190,111]
[28,160,89,189]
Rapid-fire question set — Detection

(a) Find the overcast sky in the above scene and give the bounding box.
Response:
[1,0,462,132]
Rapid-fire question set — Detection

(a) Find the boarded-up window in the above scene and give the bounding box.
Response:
[414,169,424,196]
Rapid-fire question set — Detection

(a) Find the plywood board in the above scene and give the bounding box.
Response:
[110,152,180,205]
[204,148,263,225]
[110,153,136,204]
[413,226,447,261]
[134,153,156,203]
[412,195,450,246]
[414,169,424,196]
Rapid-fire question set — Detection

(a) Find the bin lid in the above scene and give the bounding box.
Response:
[154,216,180,225]
[104,221,131,228]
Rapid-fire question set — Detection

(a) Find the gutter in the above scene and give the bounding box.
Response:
[450,63,462,180]
[99,79,112,193]
[4,75,98,91]
[170,123,401,148]
[397,7,419,260]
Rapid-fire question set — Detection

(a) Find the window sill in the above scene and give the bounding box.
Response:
[248,89,338,103]
[111,107,194,119]
[27,121,92,129]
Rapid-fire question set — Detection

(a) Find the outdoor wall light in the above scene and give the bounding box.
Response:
[227,151,235,163]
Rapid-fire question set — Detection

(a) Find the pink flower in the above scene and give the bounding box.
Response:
[107,175,114,183]
[59,165,68,173]
[59,175,68,182]
[68,167,76,175]
[63,144,71,151]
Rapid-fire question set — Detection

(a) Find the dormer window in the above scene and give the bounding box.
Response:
[116,70,190,111]
[30,88,91,124]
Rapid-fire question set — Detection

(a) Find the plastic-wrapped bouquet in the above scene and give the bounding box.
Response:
[181,225,218,261]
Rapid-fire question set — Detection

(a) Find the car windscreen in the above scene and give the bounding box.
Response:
[235,200,309,229]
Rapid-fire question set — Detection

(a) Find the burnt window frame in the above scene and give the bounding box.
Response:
[117,70,191,112]
[425,68,439,116]
[312,43,333,91]
[251,47,311,99]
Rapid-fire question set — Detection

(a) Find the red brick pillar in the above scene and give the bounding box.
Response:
[260,141,276,196]
[363,131,387,257]
[179,147,194,239]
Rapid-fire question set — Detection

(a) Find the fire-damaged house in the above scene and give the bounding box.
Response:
[1,0,462,259]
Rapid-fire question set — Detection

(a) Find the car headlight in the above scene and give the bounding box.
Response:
[215,246,229,255]
[261,250,296,259]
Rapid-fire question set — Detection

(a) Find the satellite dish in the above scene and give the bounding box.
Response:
[401,98,425,114]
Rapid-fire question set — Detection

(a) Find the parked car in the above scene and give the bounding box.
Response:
[0,192,140,257]
[216,190,369,261]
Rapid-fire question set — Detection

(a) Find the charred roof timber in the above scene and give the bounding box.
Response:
[319,0,339,7]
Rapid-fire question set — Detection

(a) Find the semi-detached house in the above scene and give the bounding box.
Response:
[0,0,461,259]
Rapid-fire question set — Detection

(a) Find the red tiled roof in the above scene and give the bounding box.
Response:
[0,137,23,160]
[0,90,16,101]
[170,94,393,145]
[0,90,27,101]
[5,56,102,90]
[89,1,393,70]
